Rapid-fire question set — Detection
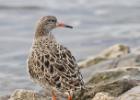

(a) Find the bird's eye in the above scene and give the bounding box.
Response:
[52,20,56,22]
[48,19,52,22]
[48,19,56,23]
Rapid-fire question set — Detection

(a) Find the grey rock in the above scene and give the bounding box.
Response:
[0,95,10,100]
[117,86,140,100]
[8,89,67,100]
[75,67,140,100]
[78,44,130,68]
[8,89,49,100]
[81,53,140,82]
[92,92,115,100]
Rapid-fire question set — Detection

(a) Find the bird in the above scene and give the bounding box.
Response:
[27,16,84,100]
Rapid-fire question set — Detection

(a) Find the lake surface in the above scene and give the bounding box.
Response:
[0,0,140,96]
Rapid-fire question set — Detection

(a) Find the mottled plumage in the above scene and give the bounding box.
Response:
[27,16,84,99]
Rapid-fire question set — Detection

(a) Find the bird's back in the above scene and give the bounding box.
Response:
[27,35,84,93]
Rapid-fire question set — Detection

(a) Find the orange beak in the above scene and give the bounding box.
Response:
[56,22,73,29]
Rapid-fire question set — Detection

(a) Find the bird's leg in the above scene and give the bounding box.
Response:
[68,95,72,100]
[68,92,72,100]
[52,90,56,100]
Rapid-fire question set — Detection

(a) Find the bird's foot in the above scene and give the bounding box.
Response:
[52,95,56,100]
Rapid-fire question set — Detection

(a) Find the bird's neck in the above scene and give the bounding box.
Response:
[35,24,50,39]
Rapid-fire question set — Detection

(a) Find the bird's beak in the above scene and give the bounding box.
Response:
[56,22,73,29]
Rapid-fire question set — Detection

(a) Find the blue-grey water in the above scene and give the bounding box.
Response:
[0,0,140,96]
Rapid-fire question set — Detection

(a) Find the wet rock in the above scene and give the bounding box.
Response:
[117,86,140,100]
[92,92,115,100]
[78,44,130,68]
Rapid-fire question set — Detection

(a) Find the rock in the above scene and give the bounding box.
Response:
[75,67,140,100]
[98,44,130,59]
[92,92,115,100]
[8,89,67,100]
[88,67,140,96]
[75,79,136,100]
[89,78,136,96]
[81,53,140,82]
[87,67,140,86]
[9,89,49,100]
[0,95,10,100]
[78,56,107,68]
[78,44,130,68]
[117,86,140,100]
[79,53,140,100]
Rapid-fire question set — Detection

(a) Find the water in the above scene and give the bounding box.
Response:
[0,0,140,96]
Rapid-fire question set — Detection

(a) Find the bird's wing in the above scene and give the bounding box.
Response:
[48,44,84,91]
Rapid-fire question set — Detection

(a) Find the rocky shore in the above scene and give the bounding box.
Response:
[1,44,140,100]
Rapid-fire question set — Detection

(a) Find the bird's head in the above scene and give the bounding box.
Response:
[37,16,73,34]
